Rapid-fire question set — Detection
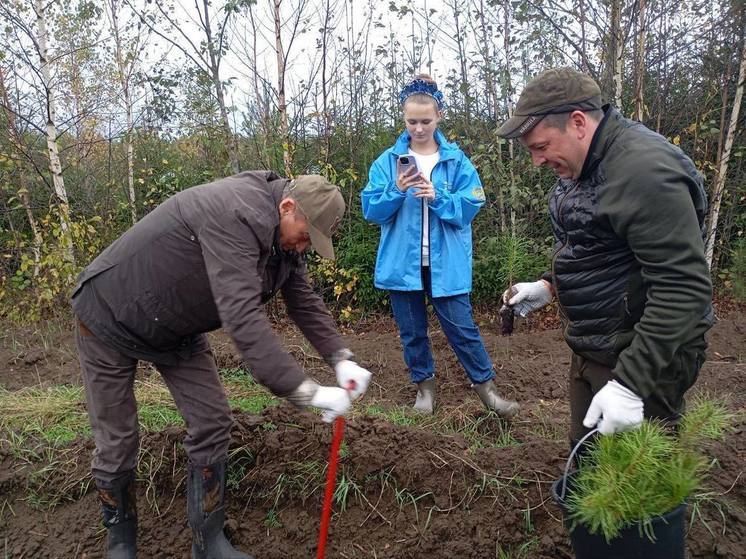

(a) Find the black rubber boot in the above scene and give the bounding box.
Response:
[98,471,137,559]
[188,461,253,559]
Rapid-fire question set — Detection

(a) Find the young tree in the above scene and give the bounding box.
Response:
[706,24,745,269]
[105,0,149,225]
[129,0,245,174]
[0,0,77,267]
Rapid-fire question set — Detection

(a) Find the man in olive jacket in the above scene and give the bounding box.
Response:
[497,68,714,449]
[71,171,372,559]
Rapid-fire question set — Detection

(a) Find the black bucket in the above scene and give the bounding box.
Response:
[551,473,687,559]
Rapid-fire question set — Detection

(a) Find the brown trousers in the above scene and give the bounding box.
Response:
[568,353,686,443]
[76,322,233,485]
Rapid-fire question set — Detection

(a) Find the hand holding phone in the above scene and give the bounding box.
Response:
[396,156,423,192]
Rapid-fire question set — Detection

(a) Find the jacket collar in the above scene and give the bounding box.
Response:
[578,105,624,181]
[391,128,460,161]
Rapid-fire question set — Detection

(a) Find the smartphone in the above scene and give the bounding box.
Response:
[396,155,419,178]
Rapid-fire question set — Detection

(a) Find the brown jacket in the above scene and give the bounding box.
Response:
[71,171,346,397]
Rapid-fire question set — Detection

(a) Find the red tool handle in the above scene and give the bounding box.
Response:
[317,415,345,559]
[316,380,356,559]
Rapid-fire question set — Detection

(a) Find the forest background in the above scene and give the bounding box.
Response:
[1,0,744,323]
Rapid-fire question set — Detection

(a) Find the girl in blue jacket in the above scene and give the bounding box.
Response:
[362,75,519,417]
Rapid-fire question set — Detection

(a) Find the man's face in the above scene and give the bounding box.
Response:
[519,113,590,180]
[278,199,311,254]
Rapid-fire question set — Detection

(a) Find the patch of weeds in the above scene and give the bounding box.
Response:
[229,393,278,414]
[220,369,279,414]
[266,460,324,506]
[262,421,277,431]
[220,367,252,382]
[227,446,255,492]
[334,473,362,511]
[442,412,519,450]
[263,507,283,528]
[138,403,184,431]
[26,452,91,509]
[0,385,90,445]
[364,404,431,427]
[475,472,523,505]
[528,399,565,441]
[496,536,539,559]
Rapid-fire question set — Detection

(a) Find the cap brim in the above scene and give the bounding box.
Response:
[308,222,335,260]
[496,114,545,139]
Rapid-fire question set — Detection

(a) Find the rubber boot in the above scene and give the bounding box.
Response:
[472,380,520,418]
[98,471,137,559]
[188,460,253,559]
[413,378,436,414]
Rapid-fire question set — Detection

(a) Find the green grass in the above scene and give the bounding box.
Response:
[363,403,519,450]
[0,385,90,445]
[0,369,279,451]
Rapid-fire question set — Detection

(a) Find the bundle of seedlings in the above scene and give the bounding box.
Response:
[564,397,735,543]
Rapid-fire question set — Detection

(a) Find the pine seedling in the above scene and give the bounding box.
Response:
[565,398,733,543]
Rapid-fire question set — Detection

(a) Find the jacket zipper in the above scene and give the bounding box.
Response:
[550,180,580,338]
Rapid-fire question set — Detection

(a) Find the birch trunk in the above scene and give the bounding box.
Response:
[633,0,647,121]
[504,0,516,234]
[108,0,137,225]
[35,0,74,267]
[274,0,292,177]
[611,0,623,107]
[705,39,746,269]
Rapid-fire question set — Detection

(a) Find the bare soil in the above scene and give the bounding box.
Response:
[1,305,744,558]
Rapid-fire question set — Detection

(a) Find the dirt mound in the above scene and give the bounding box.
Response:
[1,311,744,558]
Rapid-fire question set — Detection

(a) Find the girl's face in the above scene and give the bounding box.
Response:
[403,99,441,150]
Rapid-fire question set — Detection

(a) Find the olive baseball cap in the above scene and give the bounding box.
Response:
[288,175,345,259]
[497,67,602,139]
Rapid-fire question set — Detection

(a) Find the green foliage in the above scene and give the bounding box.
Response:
[472,234,549,305]
[719,238,746,301]
[0,208,105,323]
[565,397,736,542]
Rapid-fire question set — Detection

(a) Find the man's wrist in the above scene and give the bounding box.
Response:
[327,348,355,368]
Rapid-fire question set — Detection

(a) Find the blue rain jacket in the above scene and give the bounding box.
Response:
[361,129,485,297]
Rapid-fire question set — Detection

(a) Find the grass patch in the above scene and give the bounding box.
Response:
[364,404,434,427]
[221,367,279,414]
[0,385,90,446]
[362,403,519,450]
[0,371,280,451]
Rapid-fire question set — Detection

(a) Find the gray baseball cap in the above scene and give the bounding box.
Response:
[288,175,344,260]
[497,67,602,139]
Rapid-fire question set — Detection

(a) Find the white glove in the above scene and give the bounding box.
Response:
[502,280,553,317]
[310,386,352,423]
[583,380,644,435]
[334,360,372,400]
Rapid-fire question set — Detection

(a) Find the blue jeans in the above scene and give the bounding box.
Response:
[388,269,496,385]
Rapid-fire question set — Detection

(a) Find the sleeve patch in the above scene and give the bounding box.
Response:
[472,186,486,201]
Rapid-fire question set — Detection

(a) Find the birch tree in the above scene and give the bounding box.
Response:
[105,0,149,225]
[0,0,75,266]
[706,30,745,269]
